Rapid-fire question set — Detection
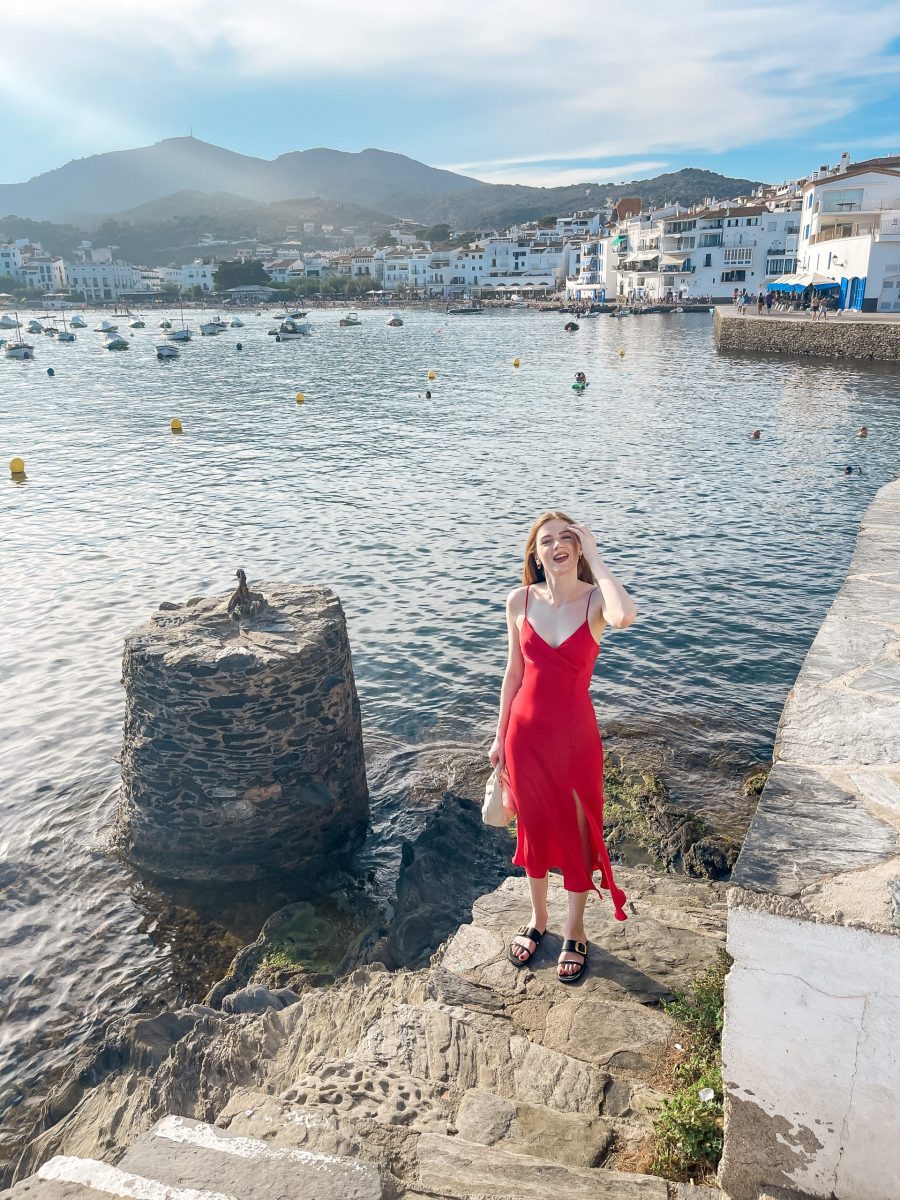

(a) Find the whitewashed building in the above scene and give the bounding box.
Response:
[792,156,900,311]
[156,262,216,293]
[65,259,145,302]
[265,258,305,285]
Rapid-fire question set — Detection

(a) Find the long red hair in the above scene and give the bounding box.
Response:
[522,510,596,585]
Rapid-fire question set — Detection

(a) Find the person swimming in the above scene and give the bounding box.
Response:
[750,430,761,440]
[857,426,868,438]
[574,371,587,385]
[425,390,432,399]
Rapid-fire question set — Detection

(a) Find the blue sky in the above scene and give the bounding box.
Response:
[2,1,899,189]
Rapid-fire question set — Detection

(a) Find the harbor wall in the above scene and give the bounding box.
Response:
[720,479,900,1200]
[714,308,900,360]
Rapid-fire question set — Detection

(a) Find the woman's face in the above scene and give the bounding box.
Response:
[534,519,580,578]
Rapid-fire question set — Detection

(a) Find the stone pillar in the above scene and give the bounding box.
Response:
[115,581,368,882]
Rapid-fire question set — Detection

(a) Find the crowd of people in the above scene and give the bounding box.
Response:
[732,286,839,318]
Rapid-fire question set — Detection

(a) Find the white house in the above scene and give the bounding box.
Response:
[265,258,305,285]
[792,156,900,311]
[153,262,216,293]
[64,259,145,302]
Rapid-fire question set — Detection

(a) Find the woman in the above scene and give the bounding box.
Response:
[489,512,637,983]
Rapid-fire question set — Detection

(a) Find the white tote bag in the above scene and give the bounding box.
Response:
[482,768,514,827]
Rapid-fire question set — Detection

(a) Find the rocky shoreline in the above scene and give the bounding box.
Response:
[5,851,727,1199]
[0,729,752,1195]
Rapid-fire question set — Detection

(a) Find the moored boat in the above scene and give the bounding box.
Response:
[69,315,87,328]
[105,333,129,350]
[94,320,119,333]
[339,311,362,327]
[386,313,404,327]
[156,343,179,359]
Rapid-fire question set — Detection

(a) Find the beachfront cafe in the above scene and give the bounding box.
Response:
[768,270,854,309]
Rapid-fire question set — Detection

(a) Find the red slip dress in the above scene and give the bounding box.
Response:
[504,585,628,921]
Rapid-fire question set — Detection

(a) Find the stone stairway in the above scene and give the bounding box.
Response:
[3,868,729,1200]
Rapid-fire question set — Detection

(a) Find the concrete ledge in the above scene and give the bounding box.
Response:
[721,479,900,1200]
[714,308,900,361]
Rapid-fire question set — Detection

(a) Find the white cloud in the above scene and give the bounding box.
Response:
[1,0,899,178]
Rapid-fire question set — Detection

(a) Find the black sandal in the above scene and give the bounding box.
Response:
[557,939,588,984]
[508,925,544,967]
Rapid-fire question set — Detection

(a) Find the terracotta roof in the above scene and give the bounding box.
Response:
[615,197,642,219]
[666,204,767,223]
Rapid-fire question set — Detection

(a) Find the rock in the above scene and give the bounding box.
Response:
[221,987,301,1015]
[684,836,738,880]
[385,793,513,968]
[603,757,738,876]
[414,1132,667,1198]
[117,1115,387,1200]
[454,1088,615,1167]
[115,583,368,883]
[5,870,726,1196]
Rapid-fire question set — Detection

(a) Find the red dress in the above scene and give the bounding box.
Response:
[504,585,628,921]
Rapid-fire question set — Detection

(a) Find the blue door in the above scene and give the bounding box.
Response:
[838,277,848,309]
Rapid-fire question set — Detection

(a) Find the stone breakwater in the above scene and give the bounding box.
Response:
[714,308,900,361]
[721,477,900,1200]
[4,865,727,1200]
[115,582,368,883]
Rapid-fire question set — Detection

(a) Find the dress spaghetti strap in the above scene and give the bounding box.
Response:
[525,584,531,615]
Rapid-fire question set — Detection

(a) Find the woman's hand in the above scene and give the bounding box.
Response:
[566,521,603,567]
[489,734,506,776]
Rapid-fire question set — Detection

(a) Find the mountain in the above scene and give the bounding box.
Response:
[390,169,766,230]
[0,138,484,223]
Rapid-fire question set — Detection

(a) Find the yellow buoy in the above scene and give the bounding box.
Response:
[10,456,25,477]
[427,370,437,381]
[170,418,183,434]
[513,358,520,368]
[618,348,626,357]
[295,392,305,404]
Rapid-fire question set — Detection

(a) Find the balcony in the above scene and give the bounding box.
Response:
[809,222,877,245]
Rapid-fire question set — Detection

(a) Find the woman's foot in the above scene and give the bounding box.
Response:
[508,914,547,966]
[557,930,588,982]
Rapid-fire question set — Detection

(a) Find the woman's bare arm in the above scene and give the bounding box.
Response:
[489,587,526,771]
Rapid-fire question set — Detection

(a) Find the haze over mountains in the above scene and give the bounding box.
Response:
[0,137,765,264]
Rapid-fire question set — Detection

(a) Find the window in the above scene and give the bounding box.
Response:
[704,254,712,267]
[721,269,747,282]
[807,193,814,209]
[803,224,810,240]
[822,188,864,214]
[724,248,752,264]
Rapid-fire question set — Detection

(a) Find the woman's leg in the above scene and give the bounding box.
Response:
[559,888,590,977]
[509,873,549,961]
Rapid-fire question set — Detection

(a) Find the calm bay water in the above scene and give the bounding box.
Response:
[1,306,899,1146]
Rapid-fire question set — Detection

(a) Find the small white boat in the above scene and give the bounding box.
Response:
[0,314,16,330]
[339,311,362,327]
[165,326,192,342]
[129,316,145,329]
[230,317,244,328]
[274,318,312,339]
[211,315,228,330]
[69,315,87,329]
[44,324,58,336]
[156,344,179,359]
[3,314,35,358]
[200,321,222,336]
[386,313,404,327]
[105,333,129,350]
[57,328,75,343]
[94,320,119,332]
[27,319,43,334]
[160,319,172,329]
